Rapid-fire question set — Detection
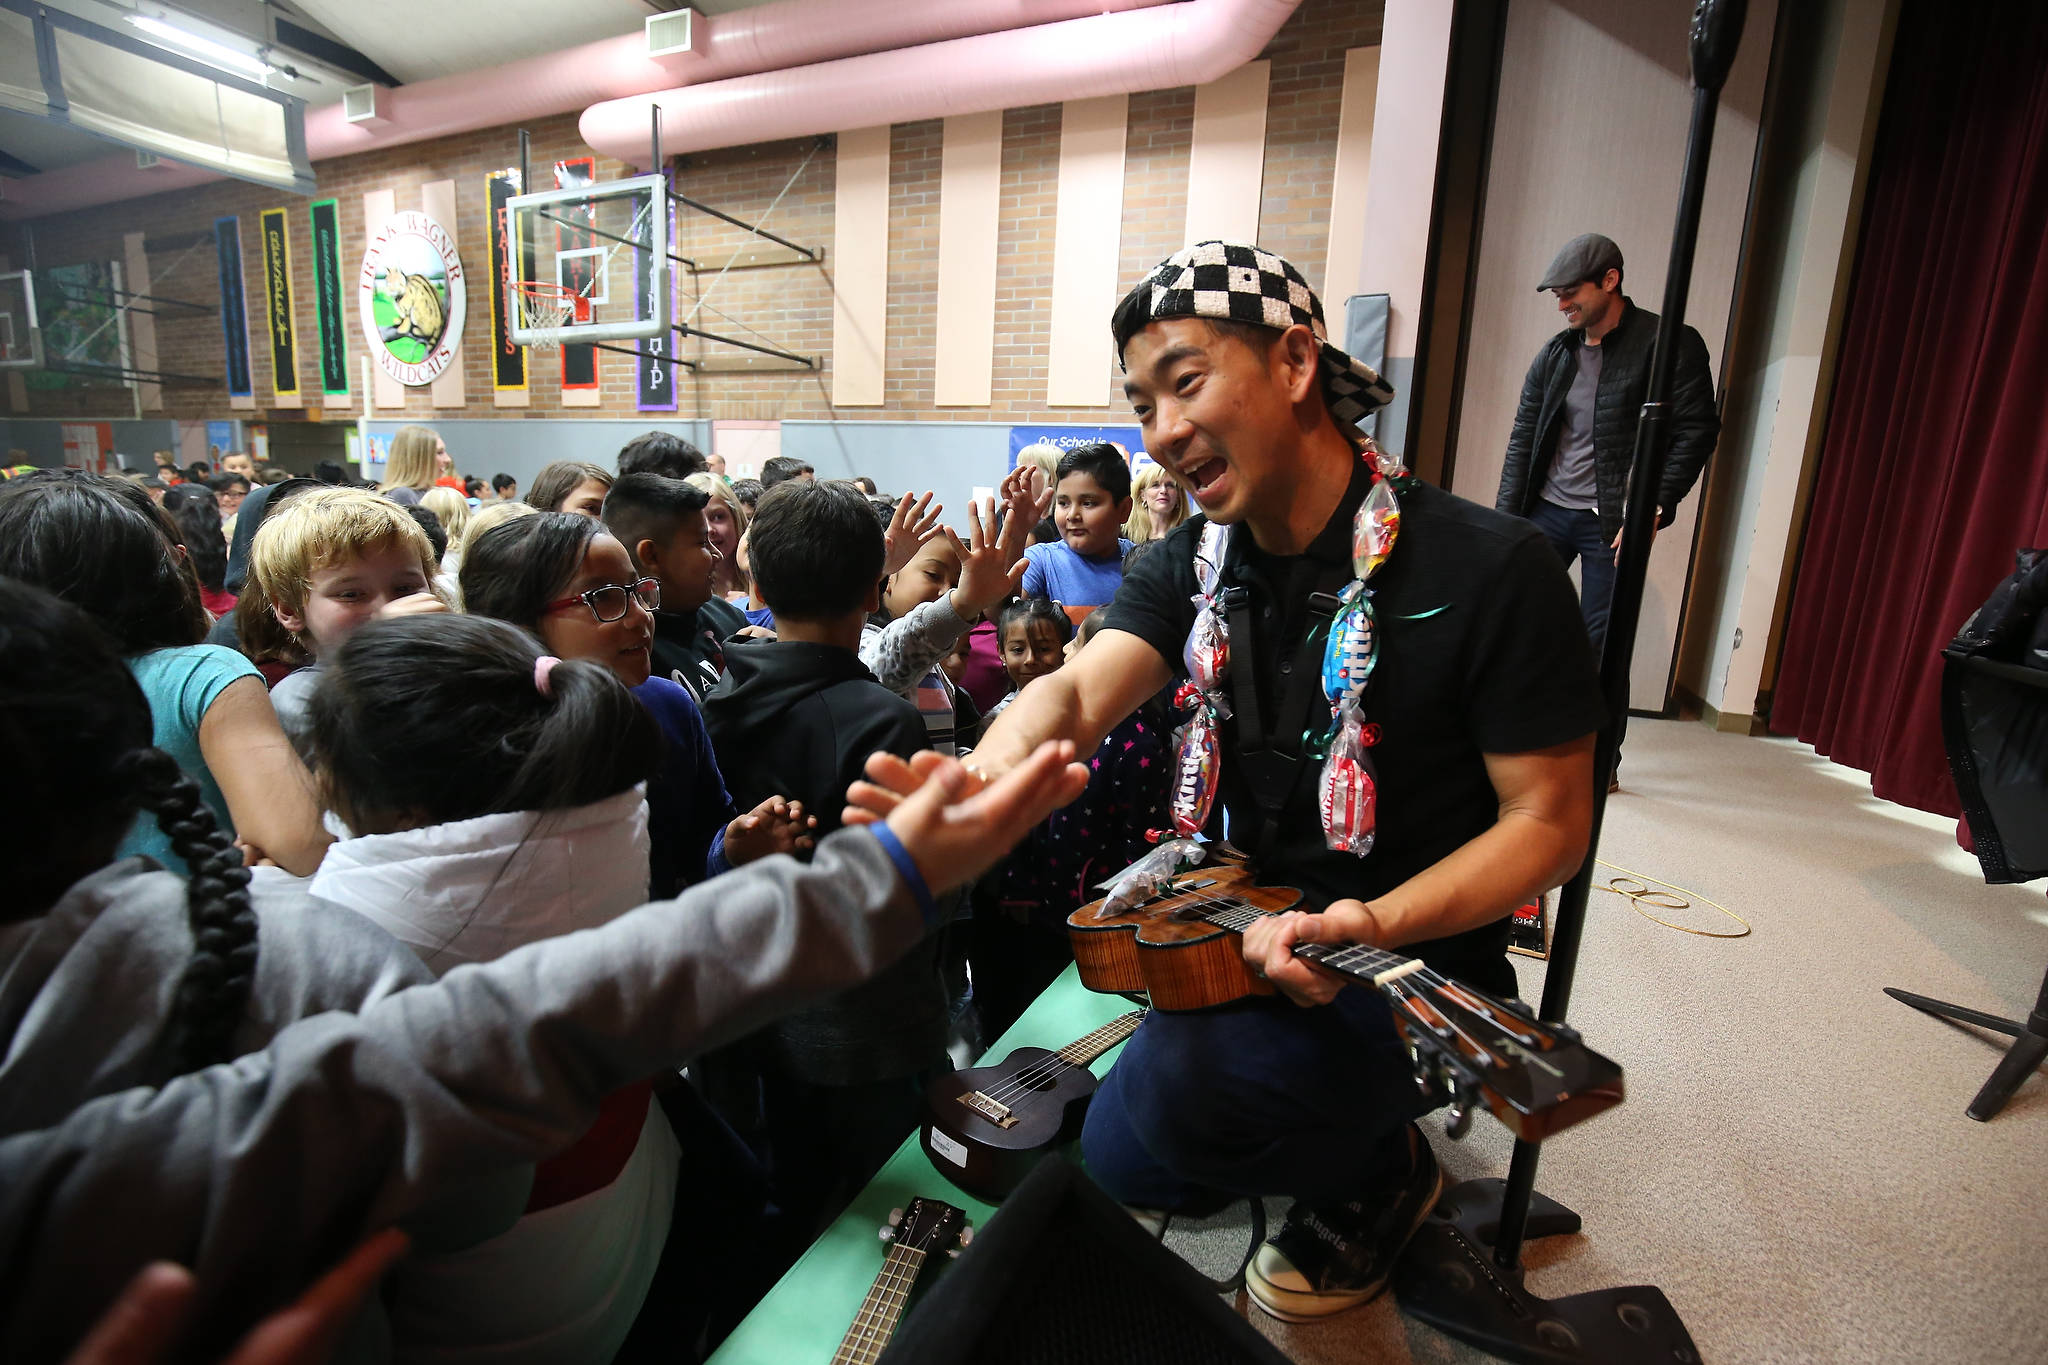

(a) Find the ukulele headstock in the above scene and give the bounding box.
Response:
[879,1197,968,1255]
[1378,969,1624,1143]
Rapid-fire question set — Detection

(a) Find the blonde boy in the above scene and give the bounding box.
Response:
[253,488,447,750]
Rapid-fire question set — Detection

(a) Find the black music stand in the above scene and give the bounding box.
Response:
[1884,650,2048,1120]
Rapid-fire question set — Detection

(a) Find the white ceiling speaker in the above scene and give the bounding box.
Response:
[343,83,386,125]
[646,8,701,60]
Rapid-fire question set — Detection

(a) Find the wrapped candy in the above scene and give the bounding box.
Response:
[1319,700,1378,856]
[1183,520,1233,691]
[1355,474,1402,581]
[1320,581,1377,714]
[1183,602,1229,694]
[1163,683,1221,840]
[1095,838,1205,916]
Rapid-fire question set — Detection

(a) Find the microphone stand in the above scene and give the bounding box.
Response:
[1393,2,1746,1360]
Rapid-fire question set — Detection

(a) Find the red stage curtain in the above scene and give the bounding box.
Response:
[1770,0,2048,816]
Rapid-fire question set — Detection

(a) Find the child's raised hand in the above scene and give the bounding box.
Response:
[377,592,449,621]
[949,497,1028,620]
[878,741,1089,897]
[724,794,818,864]
[997,467,1054,566]
[882,491,943,577]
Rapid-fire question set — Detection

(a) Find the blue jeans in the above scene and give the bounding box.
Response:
[1078,990,1437,1208]
[1527,499,1626,757]
[1526,499,1615,659]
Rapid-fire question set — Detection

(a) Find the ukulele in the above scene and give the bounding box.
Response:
[922,1011,1146,1200]
[1067,863,1624,1142]
[829,1197,969,1365]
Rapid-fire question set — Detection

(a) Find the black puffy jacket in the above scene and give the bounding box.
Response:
[1494,299,1720,545]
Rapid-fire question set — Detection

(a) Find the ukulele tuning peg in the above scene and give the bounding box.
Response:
[1409,1045,1436,1097]
[1442,1078,1474,1141]
[878,1226,896,1242]
[959,1227,974,1246]
[888,1208,904,1226]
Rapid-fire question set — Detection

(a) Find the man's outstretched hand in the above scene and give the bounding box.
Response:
[873,742,1088,895]
[844,749,986,827]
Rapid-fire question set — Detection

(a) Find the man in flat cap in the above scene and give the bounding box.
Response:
[1496,233,1720,787]
[851,242,1604,1322]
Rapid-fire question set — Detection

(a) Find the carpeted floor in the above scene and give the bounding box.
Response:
[1164,718,2048,1365]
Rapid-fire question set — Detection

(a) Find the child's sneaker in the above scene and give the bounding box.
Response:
[1245,1127,1444,1322]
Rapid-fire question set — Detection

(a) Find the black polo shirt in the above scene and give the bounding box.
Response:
[1103,458,1604,988]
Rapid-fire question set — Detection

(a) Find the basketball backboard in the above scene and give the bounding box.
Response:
[0,270,42,370]
[503,171,669,347]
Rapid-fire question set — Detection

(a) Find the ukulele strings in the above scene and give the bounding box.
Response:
[1164,892,1539,1066]
[975,1013,1144,1106]
[837,1222,943,1365]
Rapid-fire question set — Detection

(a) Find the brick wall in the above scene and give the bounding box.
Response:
[10,0,1382,425]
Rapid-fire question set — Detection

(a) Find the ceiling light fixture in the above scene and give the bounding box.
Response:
[128,14,274,81]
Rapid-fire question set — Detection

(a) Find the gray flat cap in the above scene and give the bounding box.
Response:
[1537,233,1624,291]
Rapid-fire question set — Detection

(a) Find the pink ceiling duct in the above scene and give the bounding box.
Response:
[0,0,1172,220]
[582,0,1303,161]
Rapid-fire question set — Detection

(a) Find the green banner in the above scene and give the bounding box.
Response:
[309,198,349,396]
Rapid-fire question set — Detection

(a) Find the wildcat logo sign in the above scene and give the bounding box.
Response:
[359,211,466,386]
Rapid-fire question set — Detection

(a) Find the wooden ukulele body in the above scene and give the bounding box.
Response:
[1066,865,1303,1011]
[922,1047,1095,1200]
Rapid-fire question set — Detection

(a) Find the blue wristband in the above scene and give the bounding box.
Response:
[868,825,939,927]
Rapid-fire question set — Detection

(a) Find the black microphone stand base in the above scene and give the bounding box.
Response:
[1394,1178,1701,1365]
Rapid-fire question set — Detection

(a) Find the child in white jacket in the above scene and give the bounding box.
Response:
[297,612,678,1364]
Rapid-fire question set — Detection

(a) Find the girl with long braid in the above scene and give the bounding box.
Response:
[0,471,330,876]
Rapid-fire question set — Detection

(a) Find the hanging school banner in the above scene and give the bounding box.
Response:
[308,199,349,397]
[486,169,529,394]
[1007,424,1152,473]
[636,170,676,411]
[259,208,300,399]
[555,158,599,395]
[215,217,253,399]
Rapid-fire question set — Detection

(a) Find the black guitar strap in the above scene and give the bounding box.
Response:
[1221,558,1355,855]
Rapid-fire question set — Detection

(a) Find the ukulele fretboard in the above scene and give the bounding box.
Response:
[1182,893,1424,985]
[831,1242,928,1365]
[1054,1010,1146,1066]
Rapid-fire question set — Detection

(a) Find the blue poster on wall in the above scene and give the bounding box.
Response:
[205,421,236,457]
[1007,424,1154,473]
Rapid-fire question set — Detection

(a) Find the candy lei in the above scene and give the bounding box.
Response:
[1158,440,1414,856]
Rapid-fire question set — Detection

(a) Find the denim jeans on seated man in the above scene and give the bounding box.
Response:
[1079,989,1437,1210]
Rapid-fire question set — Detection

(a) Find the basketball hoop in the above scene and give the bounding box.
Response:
[509,281,588,350]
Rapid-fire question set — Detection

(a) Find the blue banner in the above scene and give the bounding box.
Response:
[205,420,235,458]
[214,217,252,398]
[1006,424,1153,473]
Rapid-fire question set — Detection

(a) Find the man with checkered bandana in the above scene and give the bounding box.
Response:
[853,242,1605,1320]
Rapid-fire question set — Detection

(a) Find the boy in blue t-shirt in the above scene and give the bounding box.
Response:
[1021,443,1134,625]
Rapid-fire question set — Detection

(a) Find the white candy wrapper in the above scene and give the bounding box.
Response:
[1095,839,1205,917]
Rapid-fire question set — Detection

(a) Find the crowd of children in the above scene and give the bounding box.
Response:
[0,425,1189,1362]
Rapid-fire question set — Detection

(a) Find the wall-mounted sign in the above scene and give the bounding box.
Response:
[358,210,465,387]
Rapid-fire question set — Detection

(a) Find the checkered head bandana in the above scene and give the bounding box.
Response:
[1126,241,1396,429]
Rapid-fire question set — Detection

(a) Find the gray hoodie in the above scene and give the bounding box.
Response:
[0,827,924,1362]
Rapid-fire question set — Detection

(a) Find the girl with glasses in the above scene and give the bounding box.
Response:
[461,513,812,900]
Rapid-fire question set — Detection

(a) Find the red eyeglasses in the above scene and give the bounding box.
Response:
[543,577,661,624]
